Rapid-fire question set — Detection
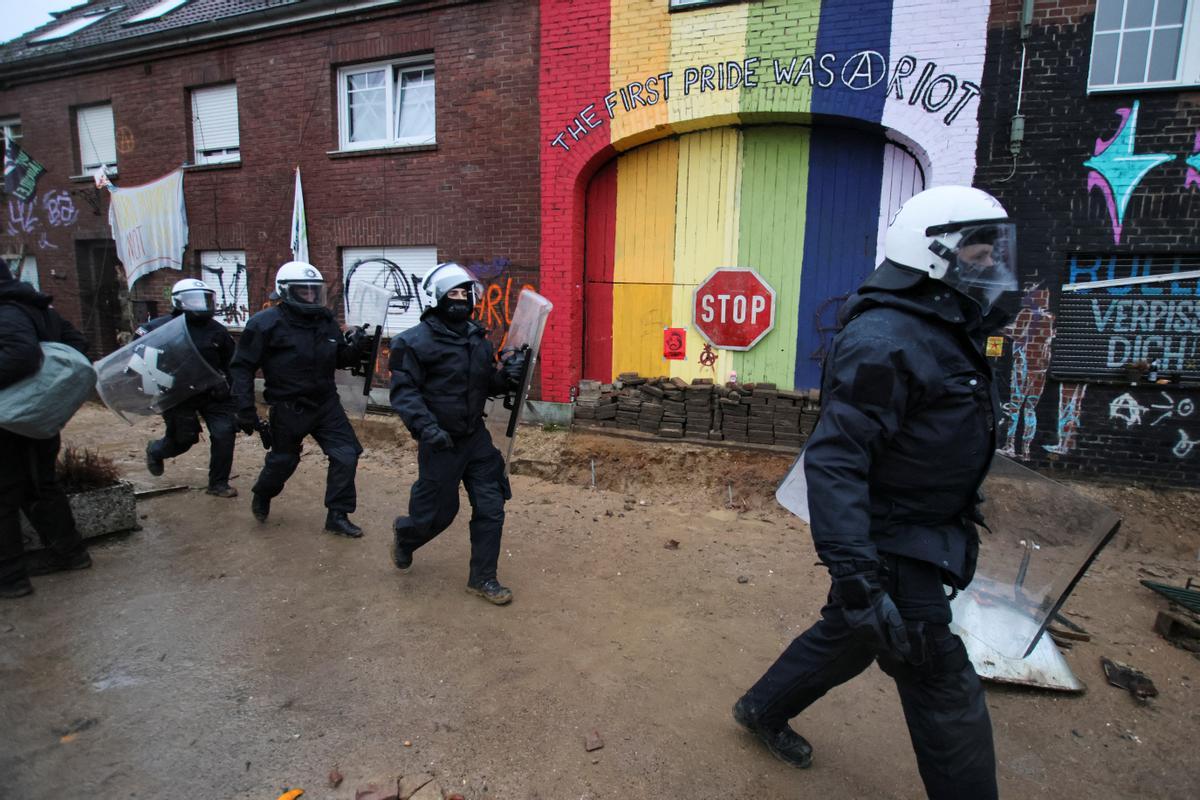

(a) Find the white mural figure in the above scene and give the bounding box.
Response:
[1043,383,1087,455]
[1000,287,1053,458]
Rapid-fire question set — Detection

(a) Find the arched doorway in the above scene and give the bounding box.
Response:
[582,125,924,389]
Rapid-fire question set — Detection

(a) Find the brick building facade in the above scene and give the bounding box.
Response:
[977,1,1200,486]
[0,0,539,359]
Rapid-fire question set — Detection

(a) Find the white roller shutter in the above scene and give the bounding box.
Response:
[200,250,249,329]
[192,84,240,163]
[342,246,437,336]
[78,104,116,172]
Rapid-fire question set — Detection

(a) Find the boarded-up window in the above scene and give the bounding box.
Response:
[191,84,240,165]
[199,250,250,329]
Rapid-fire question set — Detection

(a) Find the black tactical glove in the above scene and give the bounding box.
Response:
[834,572,912,662]
[420,425,453,452]
[209,381,231,402]
[236,408,258,436]
[345,324,374,355]
[501,350,528,389]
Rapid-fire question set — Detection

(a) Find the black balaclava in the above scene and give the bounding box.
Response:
[436,283,474,330]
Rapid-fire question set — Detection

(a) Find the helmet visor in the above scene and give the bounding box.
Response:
[283,281,327,309]
[943,222,1018,315]
[175,289,216,314]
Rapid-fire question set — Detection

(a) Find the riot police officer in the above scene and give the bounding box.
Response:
[141,278,239,497]
[229,261,374,537]
[733,186,1018,800]
[388,262,525,605]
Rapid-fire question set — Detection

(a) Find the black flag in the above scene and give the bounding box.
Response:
[3,139,46,201]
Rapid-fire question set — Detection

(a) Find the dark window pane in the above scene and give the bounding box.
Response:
[1125,0,1154,27]
[1094,0,1125,31]
[1148,27,1183,81]
[1091,32,1121,84]
[1118,29,1152,83]
[1156,0,1186,24]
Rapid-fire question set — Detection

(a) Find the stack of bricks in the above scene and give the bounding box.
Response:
[572,374,818,451]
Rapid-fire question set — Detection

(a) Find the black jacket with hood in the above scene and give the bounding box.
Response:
[387,310,507,439]
[0,279,89,390]
[803,261,1000,588]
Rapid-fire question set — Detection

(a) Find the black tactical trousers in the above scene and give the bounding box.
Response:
[394,425,511,584]
[0,432,85,582]
[148,398,238,487]
[252,395,362,512]
[739,554,997,800]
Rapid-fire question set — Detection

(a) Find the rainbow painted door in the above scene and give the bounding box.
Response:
[583,124,924,389]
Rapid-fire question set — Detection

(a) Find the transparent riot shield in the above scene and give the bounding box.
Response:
[777,452,1121,659]
[337,282,394,418]
[94,315,226,423]
[485,289,553,466]
[950,455,1121,658]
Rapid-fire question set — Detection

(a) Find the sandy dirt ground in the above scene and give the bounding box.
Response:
[0,403,1197,799]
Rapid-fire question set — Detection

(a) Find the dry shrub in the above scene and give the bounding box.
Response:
[57,446,121,493]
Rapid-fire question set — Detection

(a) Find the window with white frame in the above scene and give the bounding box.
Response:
[337,59,435,150]
[199,251,250,329]
[77,103,117,174]
[191,84,240,165]
[1,254,38,290]
[1,117,21,152]
[1088,0,1200,91]
[342,246,438,335]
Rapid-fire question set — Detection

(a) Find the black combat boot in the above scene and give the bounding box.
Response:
[392,517,413,569]
[27,546,92,576]
[145,442,164,477]
[0,574,33,599]
[324,511,363,538]
[466,578,513,605]
[251,492,270,522]
[732,697,814,768]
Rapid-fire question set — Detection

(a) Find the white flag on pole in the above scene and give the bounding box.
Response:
[290,166,309,264]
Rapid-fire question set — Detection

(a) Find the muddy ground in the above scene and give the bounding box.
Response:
[0,403,1197,799]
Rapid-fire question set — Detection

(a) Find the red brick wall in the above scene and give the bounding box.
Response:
[0,0,540,357]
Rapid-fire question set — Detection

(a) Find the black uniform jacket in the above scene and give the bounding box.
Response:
[804,261,999,588]
[229,304,358,413]
[0,280,89,390]
[388,311,507,439]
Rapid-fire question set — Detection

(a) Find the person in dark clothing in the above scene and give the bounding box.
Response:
[732,186,1019,800]
[388,262,525,605]
[0,260,93,599]
[139,278,239,497]
[229,261,374,538]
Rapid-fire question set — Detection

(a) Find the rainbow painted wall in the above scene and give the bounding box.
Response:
[538,0,992,398]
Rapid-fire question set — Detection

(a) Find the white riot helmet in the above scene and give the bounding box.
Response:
[275,261,327,313]
[420,261,484,308]
[171,278,217,319]
[884,186,1018,315]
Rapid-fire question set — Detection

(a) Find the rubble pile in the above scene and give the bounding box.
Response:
[572,373,820,450]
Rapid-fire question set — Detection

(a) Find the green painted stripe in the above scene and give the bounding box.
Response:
[733,126,810,385]
[741,0,822,119]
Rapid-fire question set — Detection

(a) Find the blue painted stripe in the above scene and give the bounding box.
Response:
[794,126,887,388]
[810,0,894,123]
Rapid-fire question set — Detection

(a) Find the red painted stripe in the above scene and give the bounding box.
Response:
[539,0,612,401]
[583,158,617,381]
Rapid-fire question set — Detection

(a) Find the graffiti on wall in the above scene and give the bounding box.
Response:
[200,258,249,329]
[1000,287,1054,459]
[1053,255,1200,383]
[1186,131,1200,191]
[4,190,78,250]
[1108,390,1197,460]
[1084,102,1180,243]
[1042,383,1087,456]
[549,51,980,151]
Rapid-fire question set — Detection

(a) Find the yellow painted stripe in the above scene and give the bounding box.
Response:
[669,127,743,383]
[611,283,674,380]
[668,2,750,128]
[610,0,671,145]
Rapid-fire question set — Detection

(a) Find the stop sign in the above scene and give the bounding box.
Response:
[692,267,776,350]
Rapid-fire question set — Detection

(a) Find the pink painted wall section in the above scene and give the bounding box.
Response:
[539,0,613,401]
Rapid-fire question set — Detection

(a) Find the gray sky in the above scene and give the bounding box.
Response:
[1,1,86,45]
